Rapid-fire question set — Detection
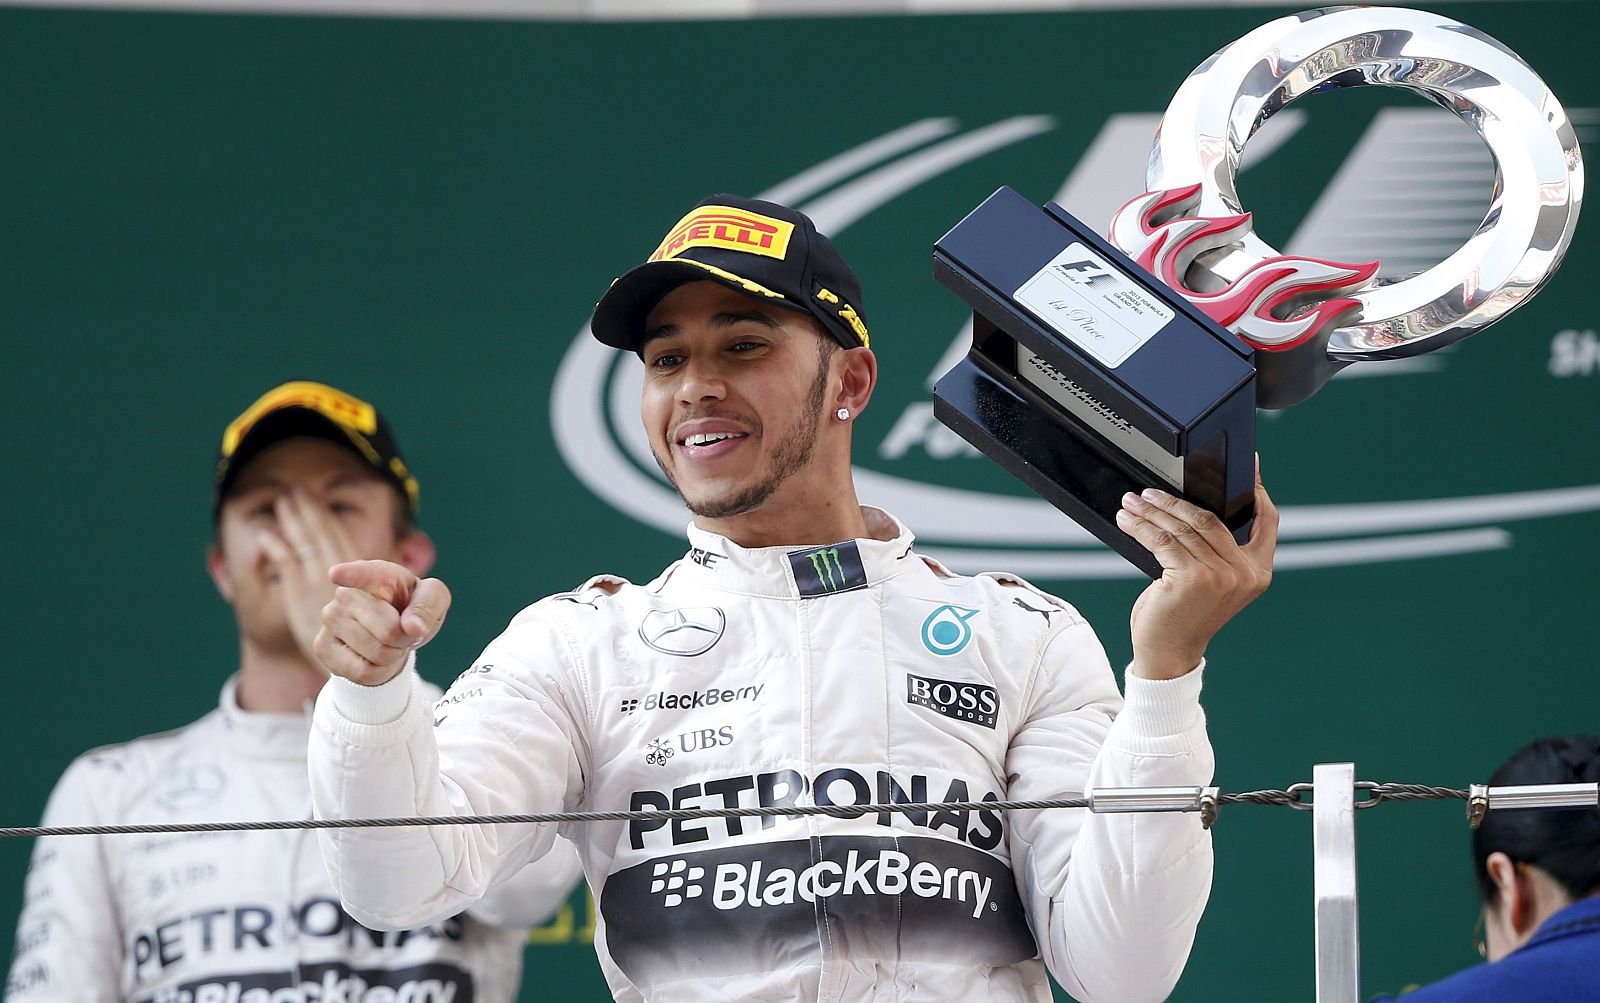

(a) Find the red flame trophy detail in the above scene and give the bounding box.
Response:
[1110,185,1378,381]
[932,6,1582,576]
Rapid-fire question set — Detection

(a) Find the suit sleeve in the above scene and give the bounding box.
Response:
[468,838,585,930]
[308,608,590,932]
[1004,618,1214,1003]
[6,758,124,1001]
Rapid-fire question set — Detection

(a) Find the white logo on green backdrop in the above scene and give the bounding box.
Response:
[553,114,1600,578]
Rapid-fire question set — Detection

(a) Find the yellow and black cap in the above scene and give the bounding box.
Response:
[590,194,870,354]
[212,380,420,520]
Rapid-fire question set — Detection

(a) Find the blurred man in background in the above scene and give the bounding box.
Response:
[1380,735,1600,1002]
[7,380,581,1002]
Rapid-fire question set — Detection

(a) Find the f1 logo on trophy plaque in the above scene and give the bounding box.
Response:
[932,6,1583,577]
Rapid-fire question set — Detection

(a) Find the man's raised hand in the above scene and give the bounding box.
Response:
[1116,460,1279,681]
[314,560,452,686]
[259,489,364,669]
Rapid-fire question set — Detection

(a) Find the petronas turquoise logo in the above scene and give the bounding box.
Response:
[921,605,980,656]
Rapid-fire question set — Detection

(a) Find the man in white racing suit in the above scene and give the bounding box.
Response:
[306,197,1280,1002]
[7,381,582,1003]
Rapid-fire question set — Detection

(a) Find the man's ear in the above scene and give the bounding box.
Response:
[1485,852,1533,933]
[207,544,236,604]
[834,346,878,418]
[396,529,437,578]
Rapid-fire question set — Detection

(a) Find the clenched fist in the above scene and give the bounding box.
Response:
[315,560,452,686]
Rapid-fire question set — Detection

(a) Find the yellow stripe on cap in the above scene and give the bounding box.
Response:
[649,206,795,263]
[816,287,870,348]
[676,259,789,301]
[221,381,379,458]
[389,457,420,515]
[839,305,870,348]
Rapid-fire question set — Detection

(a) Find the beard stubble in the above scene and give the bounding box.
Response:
[653,344,834,520]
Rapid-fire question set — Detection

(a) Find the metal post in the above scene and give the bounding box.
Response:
[1087,786,1205,813]
[1313,762,1359,1003]
[1490,782,1600,810]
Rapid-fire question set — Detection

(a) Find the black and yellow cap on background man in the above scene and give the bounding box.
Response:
[590,194,870,354]
[212,380,420,520]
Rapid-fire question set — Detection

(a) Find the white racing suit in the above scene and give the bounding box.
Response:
[309,509,1216,1002]
[7,678,583,1003]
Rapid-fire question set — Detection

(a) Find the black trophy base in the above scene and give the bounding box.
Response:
[932,186,1256,577]
[935,352,1170,579]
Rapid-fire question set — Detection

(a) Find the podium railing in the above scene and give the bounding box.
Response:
[6,766,1596,1001]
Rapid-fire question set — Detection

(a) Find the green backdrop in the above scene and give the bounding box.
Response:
[2,3,1596,999]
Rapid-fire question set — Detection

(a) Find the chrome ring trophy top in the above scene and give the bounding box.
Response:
[932,6,1583,575]
[1115,4,1584,408]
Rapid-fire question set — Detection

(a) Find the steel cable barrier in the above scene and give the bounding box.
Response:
[5,767,1595,1001]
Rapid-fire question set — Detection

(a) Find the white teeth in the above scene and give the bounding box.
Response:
[685,432,739,447]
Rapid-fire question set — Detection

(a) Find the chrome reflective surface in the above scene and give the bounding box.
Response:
[1150,6,1583,364]
[1487,781,1600,810]
[1312,763,1360,1003]
[1087,785,1205,813]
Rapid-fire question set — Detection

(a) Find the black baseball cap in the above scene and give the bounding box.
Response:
[212,380,419,520]
[590,194,871,353]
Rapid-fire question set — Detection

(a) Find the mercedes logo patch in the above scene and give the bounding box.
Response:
[638,606,727,656]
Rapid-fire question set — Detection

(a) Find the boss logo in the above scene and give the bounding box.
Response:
[906,674,999,729]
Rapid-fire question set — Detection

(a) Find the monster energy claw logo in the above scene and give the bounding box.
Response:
[810,548,844,589]
[788,541,867,597]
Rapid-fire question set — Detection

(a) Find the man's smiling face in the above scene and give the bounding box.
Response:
[639,281,834,521]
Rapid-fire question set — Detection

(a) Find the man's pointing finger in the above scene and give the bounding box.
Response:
[329,560,419,607]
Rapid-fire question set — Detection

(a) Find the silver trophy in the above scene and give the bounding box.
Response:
[1111,5,1584,408]
[933,5,1582,574]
